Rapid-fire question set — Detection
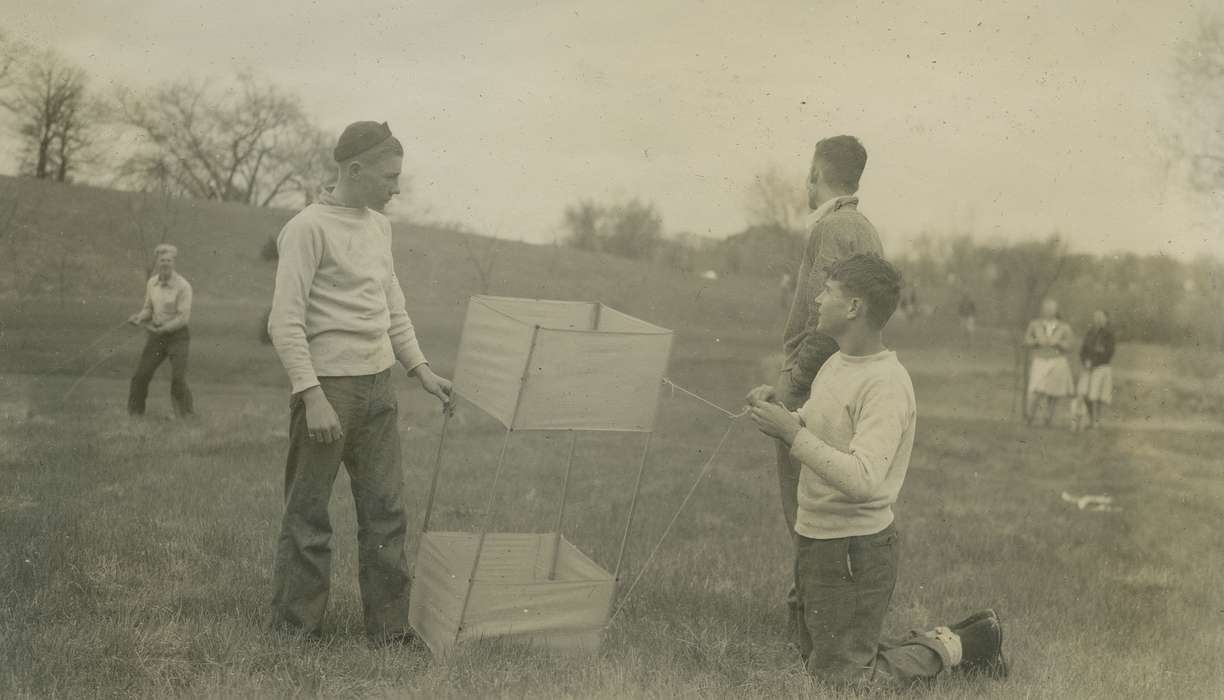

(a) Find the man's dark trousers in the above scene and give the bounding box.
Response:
[128,327,194,417]
[270,370,412,641]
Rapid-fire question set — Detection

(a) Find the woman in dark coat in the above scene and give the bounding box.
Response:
[1079,310,1116,429]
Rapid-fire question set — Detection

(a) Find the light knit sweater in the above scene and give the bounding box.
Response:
[790,349,916,539]
[268,200,428,395]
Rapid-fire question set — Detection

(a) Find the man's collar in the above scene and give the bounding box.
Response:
[317,186,365,210]
[810,194,858,223]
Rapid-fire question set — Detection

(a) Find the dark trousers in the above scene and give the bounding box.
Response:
[127,328,193,417]
[270,371,411,641]
[795,524,948,687]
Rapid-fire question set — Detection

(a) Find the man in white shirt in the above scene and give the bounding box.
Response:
[267,121,452,643]
[126,244,194,418]
[748,253,1006,688]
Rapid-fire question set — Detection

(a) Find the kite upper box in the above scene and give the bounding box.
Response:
[452,296,674,432]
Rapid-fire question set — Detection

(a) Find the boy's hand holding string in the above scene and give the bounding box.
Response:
[745,384,804,444]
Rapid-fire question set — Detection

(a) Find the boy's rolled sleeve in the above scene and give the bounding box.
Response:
[385,270,428,373]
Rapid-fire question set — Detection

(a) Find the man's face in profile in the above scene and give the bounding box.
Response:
[807,160,823,210]
[357,153,403,212]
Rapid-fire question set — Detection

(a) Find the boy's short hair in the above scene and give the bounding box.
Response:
[812,135,868,192]
[827,253,902,328]
[153,243,177,260]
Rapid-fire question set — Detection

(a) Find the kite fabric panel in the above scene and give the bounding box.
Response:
[450,299,536,427]
[408,532,615,656]
[451,296,674,432]
[514,327,672,431]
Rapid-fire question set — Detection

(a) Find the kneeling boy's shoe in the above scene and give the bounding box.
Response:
[950,609,997,635]
[956,613,1007,679]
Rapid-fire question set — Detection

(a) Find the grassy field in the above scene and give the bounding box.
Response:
[2,177,1223,698]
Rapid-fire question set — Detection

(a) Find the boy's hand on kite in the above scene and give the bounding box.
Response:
[126,313,143,326]
[415,365,454,411]
[749,398,801,444]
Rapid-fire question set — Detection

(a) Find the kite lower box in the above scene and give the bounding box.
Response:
[409,532,615,656]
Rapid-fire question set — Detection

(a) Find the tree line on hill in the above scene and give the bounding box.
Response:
[0,32,333,208]
[558,193,1222,350]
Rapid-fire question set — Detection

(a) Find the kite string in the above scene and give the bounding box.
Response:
[61,329,141,405]
[661,377,750,419]
[608,416,740,625]
[608,377,754,626]
[53,320,129,375]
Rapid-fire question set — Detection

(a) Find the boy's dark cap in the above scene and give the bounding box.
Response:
[333,121,393,163]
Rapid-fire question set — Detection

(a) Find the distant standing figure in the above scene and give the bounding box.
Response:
[957,293,977,344]
[1079,310,1115,429]
[1023,298,1074,427]
[126,244,194,418]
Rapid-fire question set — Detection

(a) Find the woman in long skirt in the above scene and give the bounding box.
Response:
[1024,298,1075,427]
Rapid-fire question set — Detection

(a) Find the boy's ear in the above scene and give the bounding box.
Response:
[847,297,863,320]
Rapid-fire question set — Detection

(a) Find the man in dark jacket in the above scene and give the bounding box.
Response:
[753,135,884,633]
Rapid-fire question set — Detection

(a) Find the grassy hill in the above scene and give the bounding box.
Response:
[0,175,801,402]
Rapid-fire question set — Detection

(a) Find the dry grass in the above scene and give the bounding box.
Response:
[2,303,1222,698]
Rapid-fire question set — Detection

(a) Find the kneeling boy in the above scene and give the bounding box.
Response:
[748,253,1007,687]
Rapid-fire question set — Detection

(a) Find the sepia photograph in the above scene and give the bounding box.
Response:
[0,1,1220,697]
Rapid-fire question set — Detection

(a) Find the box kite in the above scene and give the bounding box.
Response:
[409,296,674,656]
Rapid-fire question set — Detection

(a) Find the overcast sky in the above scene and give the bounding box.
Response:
[3,0,1217,258]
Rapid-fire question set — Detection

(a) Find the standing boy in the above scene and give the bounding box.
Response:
[127,243,194,418]
[267,121,452,643]
[748,253,1006,687]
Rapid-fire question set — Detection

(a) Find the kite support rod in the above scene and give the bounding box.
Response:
[454,428,513,644]
[612,431,654,585]
[547,430,579,580]
[417,407,453,538]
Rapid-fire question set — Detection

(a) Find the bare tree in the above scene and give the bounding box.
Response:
[1167,14,1224,229]
[0,46,92,182]
[745,165,807,232]
[116,72,330,207]
[0,30,20,91]
[992,235,1072,421]
[603,198,663,260]
[460,229,500,295]
[561,197,664,260]
[562,199,605,251]
[124,185,182,279]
